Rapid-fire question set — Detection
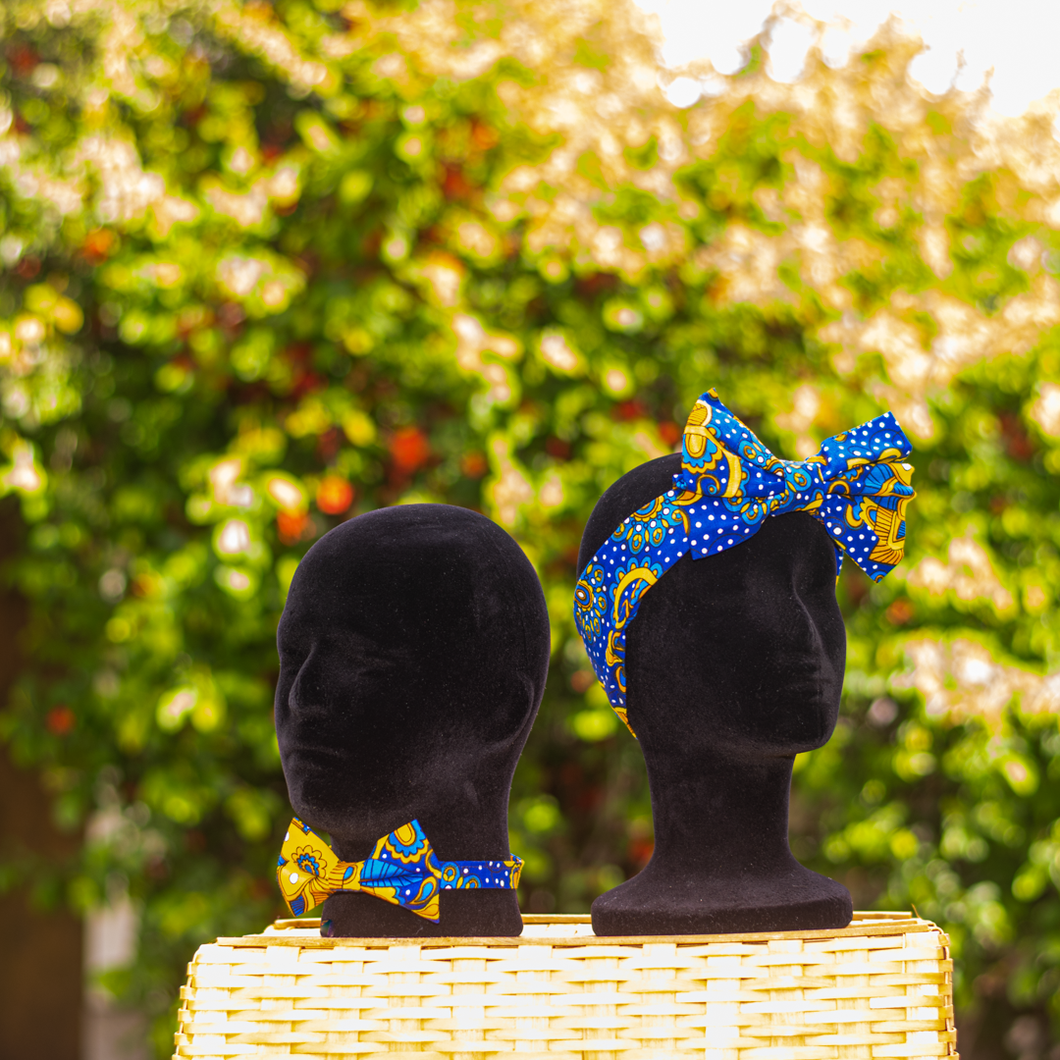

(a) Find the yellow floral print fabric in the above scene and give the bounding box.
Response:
[277,817,523,921]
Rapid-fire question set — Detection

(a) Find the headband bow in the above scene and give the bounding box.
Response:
[277,817,523,921]
[574,389,915,735]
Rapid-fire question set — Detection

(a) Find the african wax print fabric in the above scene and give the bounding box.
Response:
[277,817,523,921]
[574,389,916,735]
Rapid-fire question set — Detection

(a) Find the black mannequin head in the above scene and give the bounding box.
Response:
[276,503,550,936]
[579,454,853,934]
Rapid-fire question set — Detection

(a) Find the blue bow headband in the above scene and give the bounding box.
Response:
[574,389,916,735]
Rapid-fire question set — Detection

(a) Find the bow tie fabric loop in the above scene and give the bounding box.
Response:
[574,388,916,737]
[277,817,523,922]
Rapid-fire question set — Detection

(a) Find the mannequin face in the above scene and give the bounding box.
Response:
[275,534,512,840]
[274,504,550,850]
[275,580,429,836]
[624,512,846,758]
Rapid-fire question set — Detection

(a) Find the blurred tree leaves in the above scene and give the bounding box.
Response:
[3,0,1060,1051]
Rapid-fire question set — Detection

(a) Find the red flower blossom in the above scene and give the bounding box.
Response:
[461,452,488,478]
[47,706,75,736]
[658,421,681,447]
[82,229,116,264]
[389,427,431,473]
[277,510,310,544]
[316,476,354,514]
[613,400,646,422]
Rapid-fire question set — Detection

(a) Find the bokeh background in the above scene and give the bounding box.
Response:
[3,0,1060,1057]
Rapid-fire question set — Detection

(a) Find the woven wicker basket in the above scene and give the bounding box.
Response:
[174,911,956,1059]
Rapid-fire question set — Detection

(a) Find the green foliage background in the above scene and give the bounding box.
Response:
[3,0,1060,1052]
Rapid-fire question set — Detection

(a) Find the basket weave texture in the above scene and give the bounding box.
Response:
[174,911,956,1059]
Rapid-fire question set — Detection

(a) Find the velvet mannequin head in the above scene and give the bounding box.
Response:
[579,454,853,935]
[276,503,550,937]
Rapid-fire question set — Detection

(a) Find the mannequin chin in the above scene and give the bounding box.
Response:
[580,454,853,936]
[276,503,550,937]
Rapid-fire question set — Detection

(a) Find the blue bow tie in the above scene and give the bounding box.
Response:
[278,817,523,921]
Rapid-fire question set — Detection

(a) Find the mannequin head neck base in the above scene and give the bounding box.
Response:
[276,504,550,938]
[591,749,852,935]
[321,888,523,938]
[580,455,853,935]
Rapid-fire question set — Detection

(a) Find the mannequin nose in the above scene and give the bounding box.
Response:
[793,592,826,652]
[288,643,335,717]
[769,586,824,668]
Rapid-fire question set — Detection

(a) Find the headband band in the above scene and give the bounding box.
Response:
[574,389,915,735]
[277,817,522,921]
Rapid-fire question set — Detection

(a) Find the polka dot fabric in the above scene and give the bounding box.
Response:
[573,389,916,735]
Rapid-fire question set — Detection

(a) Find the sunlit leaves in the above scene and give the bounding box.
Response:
[3,0,1060,1051]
